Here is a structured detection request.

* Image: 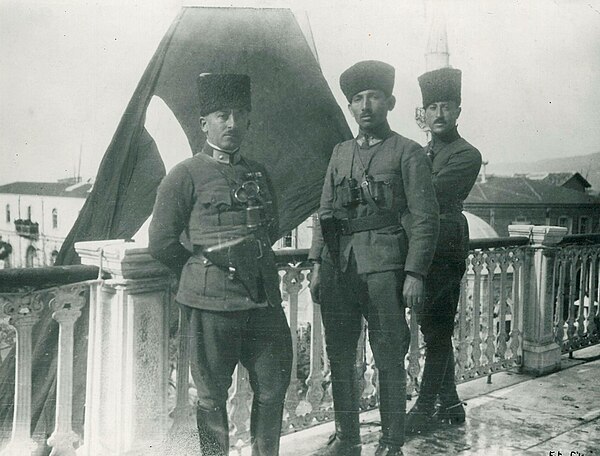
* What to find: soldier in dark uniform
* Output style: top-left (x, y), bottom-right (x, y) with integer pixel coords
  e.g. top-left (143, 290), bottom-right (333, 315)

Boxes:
top-left (309, 61), bottom-right (439, 456)
top-left (149, 73), bottom-right (293, 456)
top-left (405, 67), bottom-right (482, 434)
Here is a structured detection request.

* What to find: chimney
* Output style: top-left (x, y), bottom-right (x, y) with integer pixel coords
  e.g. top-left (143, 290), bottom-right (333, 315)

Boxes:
top-left (481, 161), bottom-right (489, 184)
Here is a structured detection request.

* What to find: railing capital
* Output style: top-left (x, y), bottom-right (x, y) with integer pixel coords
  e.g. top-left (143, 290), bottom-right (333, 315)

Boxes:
top-left (74, 239), bottom-right (170, 281)
top-left (75, 239), bottom-right (170, 455)
top-left (508, 224), bottom-right (568, 247)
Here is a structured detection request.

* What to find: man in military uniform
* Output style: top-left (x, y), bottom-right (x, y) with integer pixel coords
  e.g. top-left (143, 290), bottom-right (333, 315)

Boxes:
top-left (149, 73), bottom-right (293, 456)
top-left (405, 67), bottom-right (482, 434)
top-left (309, 61), bottom-right (439, 456)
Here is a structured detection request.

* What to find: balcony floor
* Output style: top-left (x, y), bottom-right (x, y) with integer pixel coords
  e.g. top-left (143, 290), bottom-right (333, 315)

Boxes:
top-left (276, 345), bottom-right (600, 456)
top-left (156, 345), bottom-right (600, 456)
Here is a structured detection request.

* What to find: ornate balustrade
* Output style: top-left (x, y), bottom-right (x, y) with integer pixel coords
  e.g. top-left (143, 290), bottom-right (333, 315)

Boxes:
top-left (553, 234), bottom-right (600, 353)
top-left (0, 266), bottom-right (98, 456)
top-left (1, 227), bottom-right (599, 455)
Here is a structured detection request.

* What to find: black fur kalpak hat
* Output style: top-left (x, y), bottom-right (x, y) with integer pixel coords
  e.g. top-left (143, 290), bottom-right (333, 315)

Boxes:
top-left (418, 67), bottom-right (462, 108)
top-left (340, 60), bottom-right (395, 102)
top-left (196, 73), bottom-right (252, 116)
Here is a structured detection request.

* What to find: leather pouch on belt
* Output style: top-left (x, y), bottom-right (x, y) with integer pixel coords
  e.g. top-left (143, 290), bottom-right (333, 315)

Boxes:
top-left (203, 236), bottom-right (263, 302)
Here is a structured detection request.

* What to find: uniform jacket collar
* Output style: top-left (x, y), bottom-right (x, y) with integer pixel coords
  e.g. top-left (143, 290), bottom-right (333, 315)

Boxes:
top-left (203, 141), bottom-right (241, 165)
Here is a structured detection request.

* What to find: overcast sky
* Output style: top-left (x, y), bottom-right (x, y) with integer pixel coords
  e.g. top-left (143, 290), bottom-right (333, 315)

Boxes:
top-left (1, 0), bottom-right (600, 184)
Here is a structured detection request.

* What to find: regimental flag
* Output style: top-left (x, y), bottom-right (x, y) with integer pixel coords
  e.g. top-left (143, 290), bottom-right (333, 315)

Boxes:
top-left (0, 7), bottom-right (350, 447)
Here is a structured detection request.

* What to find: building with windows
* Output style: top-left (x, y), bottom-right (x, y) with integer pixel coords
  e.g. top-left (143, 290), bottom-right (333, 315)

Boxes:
top-left (0, 178), bottom-right (93, 268)
top-left (465, 173), bottom-right (600, 237)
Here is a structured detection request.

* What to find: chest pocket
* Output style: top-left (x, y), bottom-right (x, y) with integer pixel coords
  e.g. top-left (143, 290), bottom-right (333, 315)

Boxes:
top-left (370, 173), bottom-right (403, 210)
top-left (198, 186), bottom-right (233, 213)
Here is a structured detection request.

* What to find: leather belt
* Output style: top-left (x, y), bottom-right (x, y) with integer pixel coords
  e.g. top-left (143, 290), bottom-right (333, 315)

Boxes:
top-left (337, 212), bottom-right (398, 235)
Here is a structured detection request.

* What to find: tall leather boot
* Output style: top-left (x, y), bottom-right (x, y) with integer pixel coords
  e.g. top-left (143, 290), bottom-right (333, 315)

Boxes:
top-left (434, 349), bottom-right (465, 424)
top-left (319, 362), bottom-right (361, 456)
top-left (196, 406), bottom-right (229, 456)
top-left (377, 367), bottom-right (406, 450)
top-left (405, 342), bottom-right (449, 434)
top-left (249, 401), bottom-right (286, 456)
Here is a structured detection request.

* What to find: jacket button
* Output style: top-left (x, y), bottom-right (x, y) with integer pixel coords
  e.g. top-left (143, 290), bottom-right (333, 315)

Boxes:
top-left (203, 259), bottom-right (208, 265)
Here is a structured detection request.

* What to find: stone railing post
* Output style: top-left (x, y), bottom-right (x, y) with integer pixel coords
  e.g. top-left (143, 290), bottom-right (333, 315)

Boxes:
top-left (75, 240), bottom-right (172, 455)
top-left (0, 294), bottom-right (44, 456)
top-left (47, 285), bottom-right (87, 456)
top-left (509, 225), bottom-right (567, 375)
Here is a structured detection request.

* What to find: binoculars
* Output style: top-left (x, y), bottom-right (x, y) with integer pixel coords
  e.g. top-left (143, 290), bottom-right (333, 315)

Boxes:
top-left (340, 177), bottom-right (386, 208)
top-left (231, 180), bottom-right (269, 230)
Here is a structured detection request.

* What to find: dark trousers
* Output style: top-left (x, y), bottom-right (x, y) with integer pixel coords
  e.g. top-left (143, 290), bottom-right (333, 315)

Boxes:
top-left (320, 254), bottom-right (410, 448)
top-left (416, 259), bottom-right (466, 403)
top-left (181, 304), bottom-right (293, 456)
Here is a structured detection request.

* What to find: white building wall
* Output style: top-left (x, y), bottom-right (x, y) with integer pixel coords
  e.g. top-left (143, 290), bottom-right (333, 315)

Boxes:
top-left (0, 193), bottom-right (86, 268)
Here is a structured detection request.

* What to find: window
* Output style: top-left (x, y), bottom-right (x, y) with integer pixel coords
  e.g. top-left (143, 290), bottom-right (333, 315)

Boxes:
top-left (282, 231), bottom-right (294, 248)
top-left (579, 216), bottom-right (592, 234)
top-left (27, 206), bottom-right (32, 220)
top-left (5, 204), bottom-right (10, 223)
top-left (52, 208), bottom-right (58, 229)
top-left (558, 216), bottom-right (572, 234)
top-left (511, 215), bottom-right (530, 225)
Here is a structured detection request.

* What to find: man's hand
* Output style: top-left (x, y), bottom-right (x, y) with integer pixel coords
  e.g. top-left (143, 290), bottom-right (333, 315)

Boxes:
top-left (309, 263), bottom-right (322, 304)
top-left (403, 273), bottom-right (424, 312)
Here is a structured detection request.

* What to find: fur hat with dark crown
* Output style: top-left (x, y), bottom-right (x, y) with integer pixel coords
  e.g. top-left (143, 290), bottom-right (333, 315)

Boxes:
top-left (418, 67), bottom-right (462, 108)
top-left (197, 73), bottom-right (251, 116)
top-left (340, 60), bottom-right (395, 102)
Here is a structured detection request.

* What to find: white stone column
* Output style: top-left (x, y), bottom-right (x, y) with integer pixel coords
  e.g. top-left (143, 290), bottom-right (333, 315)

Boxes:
top-left (0, 294), bottom-right (44, 456)
top-left (47, 285), bottom-right (87, 456)
top-left (75, 240), bottom-right (172, 455)
top-left (509, 225), bottom-right (567, 375)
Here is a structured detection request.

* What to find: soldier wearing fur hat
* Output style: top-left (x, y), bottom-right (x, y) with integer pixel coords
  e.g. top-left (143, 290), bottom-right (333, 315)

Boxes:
top-left (149, 73), bottom-right (292, 456)
top-left (405, 67), bottom-right (482, 434)
top-left (309, 60), bottom-right (439, 456)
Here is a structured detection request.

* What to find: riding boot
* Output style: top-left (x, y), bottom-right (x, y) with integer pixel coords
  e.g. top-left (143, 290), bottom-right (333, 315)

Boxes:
top-left (435, 349), bottom-right (465, 424)
top-left (250, 401), bottom-right (286, 456)
top-left (378, 367), bottom-right (406, 448)
top-left (319, 362), bottom-right (361, 455)
top-left (196, 406), bottom-right (229, 455)
top-left (405, 342), bottom-right (449, 434)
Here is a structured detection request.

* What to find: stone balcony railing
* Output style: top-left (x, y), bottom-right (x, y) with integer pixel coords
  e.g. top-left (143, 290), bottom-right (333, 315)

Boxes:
top-left (0, 226), bottom-right (599, 455)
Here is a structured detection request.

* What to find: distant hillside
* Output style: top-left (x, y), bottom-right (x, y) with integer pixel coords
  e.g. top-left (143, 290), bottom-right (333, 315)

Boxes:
top-left (487, 152), bottom-right (600, 192)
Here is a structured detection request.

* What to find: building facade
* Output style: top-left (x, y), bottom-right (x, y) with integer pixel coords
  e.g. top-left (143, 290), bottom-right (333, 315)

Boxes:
top-left (465, 174), bottom-right (600, 237)
top-left (0, 179), bottom-right (92, 268)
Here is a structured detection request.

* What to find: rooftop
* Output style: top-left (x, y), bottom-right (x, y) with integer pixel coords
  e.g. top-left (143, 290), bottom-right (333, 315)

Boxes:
top-left (467, 175), bottom-right (600, 205)
top-left (0, 180), bottom-right (93, 199)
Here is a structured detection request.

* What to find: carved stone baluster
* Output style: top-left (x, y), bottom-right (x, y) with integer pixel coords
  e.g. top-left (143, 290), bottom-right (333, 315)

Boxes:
top-left (496, 252), bottom-right (509, 359)
top-left (508, 251), bottom-right (523, 360)
top-left (0, 292), bottom-right (44, 456)
top-left (566, 255), bottom-right (578, 342)
top-left (360, 326), bottom-right (377, 408)
top-left (282, 267), bottom-right (303, 422)
top-left (406, 309), bottom-right (421, 395)
top-left (577, 250), bottom-right (588, 337)
top-left (554, 255), bottom-right (566, 346)
top-left (485, 253), bottom-right (496, 366)
top-left (587, 252), bottom-right (598, 336)
top-left (47, 285), bottom-right (87, 456)
top-left (471, 252), bottom-right (483, 370)
top-left (228, 364), bottom-right (252, 447)
top-left (456, 256), bottom-right (470, 376)
top-left (306, 287), bottom-right (325, 415)
top-left (172, 305), bottom-right (192, 426)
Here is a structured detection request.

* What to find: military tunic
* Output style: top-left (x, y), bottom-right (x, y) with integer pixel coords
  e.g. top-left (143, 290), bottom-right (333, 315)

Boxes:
top-left (415, 127), bottom-right (482, 418)
top-left (309, 124), bottom-right (439, 448)
top-left (149, 142), bottom-right (292, 455)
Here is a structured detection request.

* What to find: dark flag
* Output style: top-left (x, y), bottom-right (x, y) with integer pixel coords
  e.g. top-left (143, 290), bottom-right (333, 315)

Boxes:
top-left (0, 7), bottom-right (351, 448)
